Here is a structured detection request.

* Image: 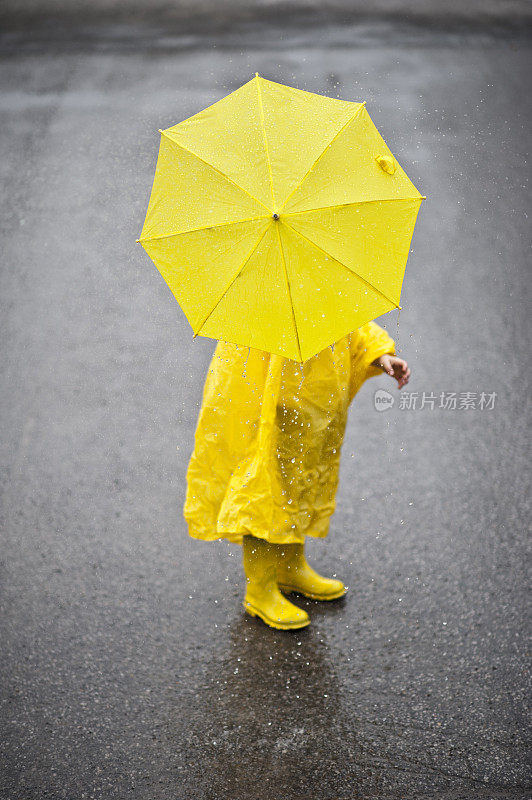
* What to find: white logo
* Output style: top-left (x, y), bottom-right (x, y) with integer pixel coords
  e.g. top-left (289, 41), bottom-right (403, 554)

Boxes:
top-left (374, 389), bottom-right (394, 411)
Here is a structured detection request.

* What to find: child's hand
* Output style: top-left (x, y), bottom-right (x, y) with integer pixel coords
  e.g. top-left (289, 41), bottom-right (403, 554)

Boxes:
top-left (371, 353), bottom-right (411, 389)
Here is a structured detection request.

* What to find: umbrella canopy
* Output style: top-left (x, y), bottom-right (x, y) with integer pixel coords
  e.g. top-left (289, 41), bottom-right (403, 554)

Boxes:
top-left (138, 73), bottom-right (425, 363)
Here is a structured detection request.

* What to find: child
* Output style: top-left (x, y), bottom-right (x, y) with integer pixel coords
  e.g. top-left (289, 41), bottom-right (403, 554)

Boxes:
top-left (183, 321), bottom-right (410, 630)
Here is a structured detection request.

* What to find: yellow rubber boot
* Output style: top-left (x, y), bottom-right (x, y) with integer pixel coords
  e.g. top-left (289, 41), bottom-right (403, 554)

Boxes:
top-left (275, 542), bottom-right (347, 601)
top-left (242, 535), bottom-right (310, 630)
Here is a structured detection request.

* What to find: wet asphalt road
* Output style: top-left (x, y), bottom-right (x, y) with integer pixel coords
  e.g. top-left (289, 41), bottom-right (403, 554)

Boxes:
top-left (0, 14), bottom-right (530, 800)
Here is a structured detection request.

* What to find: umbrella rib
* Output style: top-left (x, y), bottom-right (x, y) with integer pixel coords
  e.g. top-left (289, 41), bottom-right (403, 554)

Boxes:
top-left (255, 74), bottom-right (276, 210)
top-left (282, 219), bottom-right (400, 310)
top-left (160, 131), bottom-right (271, 214)
top-left (280, 101), bottom-right (366, 213)
top-left (138, 214), bottom-right (270, 243)
top-left (193, 224), bottom-right (271, 338)
top-left (283, 195), bottom-right (424, 218)
top-left (275, 223), bottom-right (302, 363)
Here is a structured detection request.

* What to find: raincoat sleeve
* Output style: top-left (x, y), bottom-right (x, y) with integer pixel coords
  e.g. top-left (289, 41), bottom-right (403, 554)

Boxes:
top-left (183, 342), bottom-right (271, 540)
top-left (347, 320), bottom-right (396, 403)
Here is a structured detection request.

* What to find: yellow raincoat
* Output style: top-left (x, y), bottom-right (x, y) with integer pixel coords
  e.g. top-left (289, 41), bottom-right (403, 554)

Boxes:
top-left (183, 321), bottom-right (395, 545)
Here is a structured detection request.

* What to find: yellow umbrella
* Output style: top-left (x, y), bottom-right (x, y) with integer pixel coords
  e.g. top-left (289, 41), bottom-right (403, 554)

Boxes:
top-left (137, 73), bottom-right (425, 362)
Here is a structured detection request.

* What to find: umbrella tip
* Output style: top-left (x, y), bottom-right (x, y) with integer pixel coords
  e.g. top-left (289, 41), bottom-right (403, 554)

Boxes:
top-left (255, 71), bottom-right (260, 78)
top-left (135, 239), bottom-right (140, 243)
top-left (421, 195), bottom-right (427, 199)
